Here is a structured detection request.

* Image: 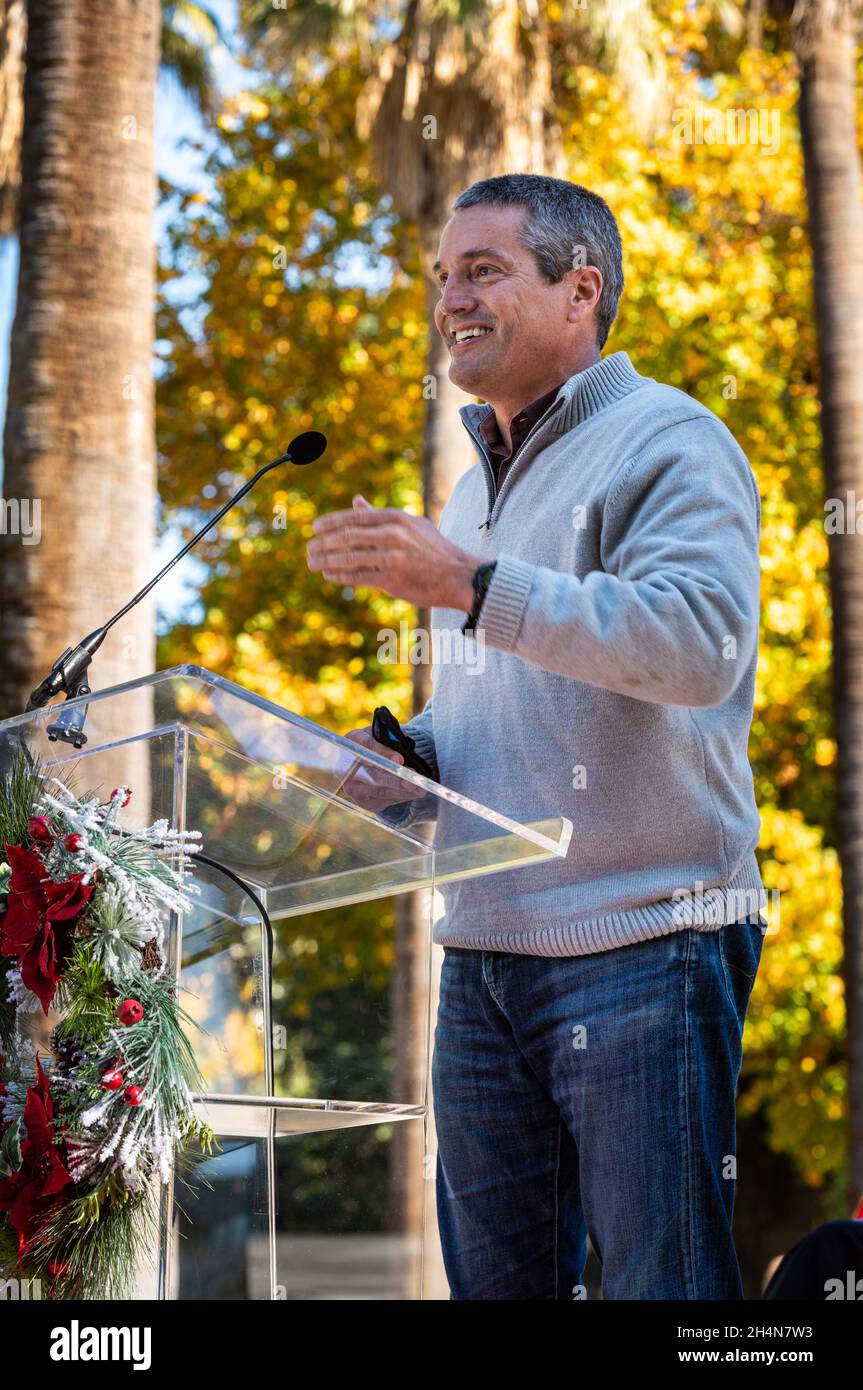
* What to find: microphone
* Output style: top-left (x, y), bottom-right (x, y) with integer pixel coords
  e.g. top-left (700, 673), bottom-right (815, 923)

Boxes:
top-left (25, 431), bottom-right (328, 732)
top-left (285, 430), bottom-right (326, 466)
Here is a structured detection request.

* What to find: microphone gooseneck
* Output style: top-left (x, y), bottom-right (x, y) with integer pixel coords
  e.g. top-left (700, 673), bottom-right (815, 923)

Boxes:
top-left (24, 431), bottom-right (328, 725)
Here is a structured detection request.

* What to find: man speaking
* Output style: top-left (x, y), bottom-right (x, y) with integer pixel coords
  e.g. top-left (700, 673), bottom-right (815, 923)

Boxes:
top-left (306, 173), bottom-right (767, 1300)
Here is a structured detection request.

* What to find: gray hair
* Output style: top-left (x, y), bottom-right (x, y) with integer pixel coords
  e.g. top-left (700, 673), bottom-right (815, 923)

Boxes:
top-left (451, 174), bottom-right (624, 350)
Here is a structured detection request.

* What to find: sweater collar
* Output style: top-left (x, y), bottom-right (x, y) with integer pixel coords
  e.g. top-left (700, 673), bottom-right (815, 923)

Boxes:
top-left (459, 350), bottom-right (648, 441)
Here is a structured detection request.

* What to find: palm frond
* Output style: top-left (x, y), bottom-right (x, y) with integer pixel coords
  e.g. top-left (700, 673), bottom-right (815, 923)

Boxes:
top-left (164, 0), bottom-right (229, 47)
top-left (565, 0), bottom-right (669, 140)
top-left (160, 24), bottom-right (215, 112)
top-left (161, 0), bottom-right (230, 115)
top-left (239, 0), bottom-right (376, 55)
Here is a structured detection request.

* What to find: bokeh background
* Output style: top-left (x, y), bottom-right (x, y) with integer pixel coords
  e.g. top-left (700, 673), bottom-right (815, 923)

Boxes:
top-left (0, 0), bottom-right (859, 1298)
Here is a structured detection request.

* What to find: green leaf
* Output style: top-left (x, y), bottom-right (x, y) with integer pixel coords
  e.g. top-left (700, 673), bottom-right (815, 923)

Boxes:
top-left (0, 1117), bottom-right (22, 1179)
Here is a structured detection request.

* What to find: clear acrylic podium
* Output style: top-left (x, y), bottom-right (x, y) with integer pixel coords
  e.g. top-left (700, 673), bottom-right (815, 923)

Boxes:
top-left (0, 665), bottom-right (571, 1300)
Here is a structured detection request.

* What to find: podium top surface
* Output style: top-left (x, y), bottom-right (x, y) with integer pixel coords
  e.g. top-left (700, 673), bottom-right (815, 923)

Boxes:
top-left (0, 665), bottom-right (571, 915)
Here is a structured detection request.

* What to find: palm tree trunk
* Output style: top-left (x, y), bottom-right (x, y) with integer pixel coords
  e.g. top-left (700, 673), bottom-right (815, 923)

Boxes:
top-left (0, 0), bottom-right (25, 236)
top-left (0, 0), bottom-right (159, 792)
top-left (795, 0), bottom-right (863, 1206)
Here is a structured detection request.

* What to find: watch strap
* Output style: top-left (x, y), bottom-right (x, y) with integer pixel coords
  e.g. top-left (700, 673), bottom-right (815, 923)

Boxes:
top-left (462, 562), bottom-right (497, 634)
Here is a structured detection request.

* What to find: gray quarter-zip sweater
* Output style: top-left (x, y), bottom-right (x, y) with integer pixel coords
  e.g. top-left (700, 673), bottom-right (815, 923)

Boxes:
top-left (395, 349), bottom-right (766, 957)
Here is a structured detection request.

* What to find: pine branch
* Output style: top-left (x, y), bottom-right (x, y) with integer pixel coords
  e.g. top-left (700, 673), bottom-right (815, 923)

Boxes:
top-left (52, 943), bottom-right (114, 1048)
top-left (0, 748), bottom-right (46, 847)
top-left (0, 1222), bottom-right (19, 1279)
top-left (26, 1182), bottom-right (155, 1299)
top-left (56, 968), bottom-right (210, 1190)
top-left (0, 956), bottom-right (16, 1050)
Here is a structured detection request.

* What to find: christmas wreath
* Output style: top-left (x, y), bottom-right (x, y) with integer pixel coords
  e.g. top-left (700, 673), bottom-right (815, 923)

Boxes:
top-left (0, 751), bottom-right (214, 1297)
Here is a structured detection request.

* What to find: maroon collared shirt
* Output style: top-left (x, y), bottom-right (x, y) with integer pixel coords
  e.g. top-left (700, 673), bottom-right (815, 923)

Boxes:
top-left (478, 383), bottom-right (565, 491)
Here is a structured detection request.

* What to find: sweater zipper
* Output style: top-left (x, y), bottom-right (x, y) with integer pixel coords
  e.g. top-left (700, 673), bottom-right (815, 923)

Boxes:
top-left (469, 398), bottom-right (567, 535)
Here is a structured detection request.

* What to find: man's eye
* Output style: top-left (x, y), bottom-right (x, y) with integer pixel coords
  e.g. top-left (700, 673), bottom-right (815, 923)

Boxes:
top-left (437, 265), bottom-right (497, 287)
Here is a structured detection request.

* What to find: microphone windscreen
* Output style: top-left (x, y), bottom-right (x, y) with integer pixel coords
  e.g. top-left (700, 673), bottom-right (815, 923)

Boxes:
top-left (287, 430), bottom-right (327, 466)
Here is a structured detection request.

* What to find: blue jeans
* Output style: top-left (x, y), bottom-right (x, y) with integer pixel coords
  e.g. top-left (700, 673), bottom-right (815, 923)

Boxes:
top-left (432, 914), bottom-right (765, 1300)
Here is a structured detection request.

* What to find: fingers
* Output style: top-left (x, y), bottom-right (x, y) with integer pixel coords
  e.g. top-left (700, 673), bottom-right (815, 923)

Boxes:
top-left (344, 725), bottom-right (376, 743)
top-left (312, 505), bottom-right (400, 536)
top-left (346, 727), bottom-right (404, 764)
top-left (355, 785), bottom-right (410, 810)
top-left (344, 728), bottom-right (405, 781)
top-left (306, 526), bottom-right (401, 589)
top-left (315, 567), bottom-right (390, 589)
top-left (342, 752), bottom-right (413, 810)
top-left (307, 529), bottom-right (400, 574)
top-left (314, 524), bottom-right (398, 552)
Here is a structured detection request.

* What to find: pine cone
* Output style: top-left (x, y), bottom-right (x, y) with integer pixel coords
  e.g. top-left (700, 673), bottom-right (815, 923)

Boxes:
top-left (139, 938), bottom-right (163, 973)
top-left (49, 1027), bottom-right (82, 1074)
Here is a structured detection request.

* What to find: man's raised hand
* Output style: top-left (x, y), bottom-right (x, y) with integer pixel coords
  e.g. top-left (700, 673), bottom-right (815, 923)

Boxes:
top-left (306, 494), bottom-right (478, 611)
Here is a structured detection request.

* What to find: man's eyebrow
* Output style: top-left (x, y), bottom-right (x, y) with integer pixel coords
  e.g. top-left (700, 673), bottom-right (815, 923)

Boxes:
top-left (431, 247), bottom-right (512, 276)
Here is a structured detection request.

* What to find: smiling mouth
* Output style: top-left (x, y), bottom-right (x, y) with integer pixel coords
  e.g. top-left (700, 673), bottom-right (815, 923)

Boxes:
top-left (450, 328), bottom-right (494, 353)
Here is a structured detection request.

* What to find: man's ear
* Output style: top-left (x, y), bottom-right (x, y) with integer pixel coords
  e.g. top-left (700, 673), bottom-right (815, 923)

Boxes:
top-left (566, 266), bottom-right (603, 324)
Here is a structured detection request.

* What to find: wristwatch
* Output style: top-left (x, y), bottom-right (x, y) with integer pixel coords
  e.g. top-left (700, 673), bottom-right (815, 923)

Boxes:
top-left (462, 562), bottom-right (497, 634)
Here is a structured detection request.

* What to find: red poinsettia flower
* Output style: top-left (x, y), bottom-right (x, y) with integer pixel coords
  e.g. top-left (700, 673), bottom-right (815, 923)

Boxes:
top-left (0, 1056), bottom-right (72, 1260)
top-left (0, 843), bottom-right (94, 1012)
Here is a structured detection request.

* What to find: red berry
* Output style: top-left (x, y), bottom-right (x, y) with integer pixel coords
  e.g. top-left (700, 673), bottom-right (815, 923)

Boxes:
top-left (64, 833), bottom-right (84, 852)
top-left (27, 816), bottom-right (53, 843)
top-left (110, 787), bottom-right (132, 808)
top-left (117, 999), bottom-right (143, 1026)
top-left (124, 1085), bottom-right (144, 1107)
top-left (100, 1068), bottom-right (124, 1091)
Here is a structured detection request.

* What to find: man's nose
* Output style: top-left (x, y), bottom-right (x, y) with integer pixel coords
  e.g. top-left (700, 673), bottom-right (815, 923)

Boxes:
top-left (438, 274), bottom-right (477, 318)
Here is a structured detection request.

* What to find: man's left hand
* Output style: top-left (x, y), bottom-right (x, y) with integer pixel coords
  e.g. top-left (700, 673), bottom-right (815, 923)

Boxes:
top-left (306, 495), bottom-right (479, 611)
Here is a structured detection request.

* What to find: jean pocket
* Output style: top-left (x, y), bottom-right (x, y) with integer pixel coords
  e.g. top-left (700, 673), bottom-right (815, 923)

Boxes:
top-left (718, 916), bottom-right (765, 1009)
